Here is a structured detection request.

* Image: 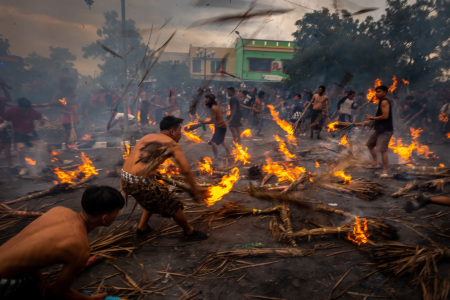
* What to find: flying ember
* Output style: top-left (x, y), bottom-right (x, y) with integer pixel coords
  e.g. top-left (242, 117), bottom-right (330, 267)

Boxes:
top-left (198, 157), bottom-right (213, 175)
top-left (206, 167), bottom-right (239, 206)
top-left (339, 135), bottom-right (348, 146)
top-left (347, 217), bottom-right (369, 246)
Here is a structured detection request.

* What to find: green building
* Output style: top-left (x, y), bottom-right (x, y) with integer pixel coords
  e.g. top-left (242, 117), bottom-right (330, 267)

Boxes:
top-left (235, 39), bottom-right (294, 82)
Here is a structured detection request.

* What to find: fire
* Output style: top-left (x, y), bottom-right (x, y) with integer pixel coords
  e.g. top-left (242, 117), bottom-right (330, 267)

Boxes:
top-left (262, 158), bottom-right (305, 182)
top-left (53, 152), bottom-right (98, 184)
top-left (59, 98), bottom-right (67, 106)
top-left (334, 170), bottom-right (351, 185)
top-left (267, 105), bottom-right (294, 135)
top-left (82, 134), bottom-right (92, 140)
top-left (327, 121), bottom-right (339, 132)
top-left (388, 76), bottom-right (397, 93)
top-left (439, 111), bottom-right (448, 122)
top-left (232, 142), bottom-right (251, 165)
top-left (183, 131), bottom-right (202, 143)
top-left (447, 132), bottom-right (450, 139)
top-left (67, 145), bottom-right (78, 150)
top-left (274, 135), bottom-right (295, 159)
top-left (25, 158), bottom-right (36, 165)
top-left (339, 135), bottom-right (347, 146)
top-left (198, 157), bottom-right (213, 175)
top-left (240, 129), bottom-right (252, 138)
top-left (315, 160), bottom-right (320, 168)
top-left (206, 167), bottom-right (239, 206)
top-left (402, 79), bottom-right (409, 85)
top-left (122, 143), bottom-right (131, 159)
top-left (348, 217), bottom-right (369, 246)
top-left (388, 127), bottom-right (433, 162)
top-left (366, 78), bottom-right (382, 102)
top-left (209, 124), bottom-right (215, 134)
top-left (158, 158), bottom-right (180, 178)
top-left (137, 111), bottom-right (141, 122)
top-left (439, 163), bottom-right (445, 167)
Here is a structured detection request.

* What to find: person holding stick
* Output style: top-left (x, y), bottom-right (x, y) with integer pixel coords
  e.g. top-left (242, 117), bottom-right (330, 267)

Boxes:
top-left (0, 185), bottom-right (124, 300)
top-left (121, 116), bottom-right (208, 240)
top-left (200, 93), bottom-right (231, 161)
top-left (304, 86), bottom-right (329, 140)
top-left (365, 85), bottom-right (393, 178)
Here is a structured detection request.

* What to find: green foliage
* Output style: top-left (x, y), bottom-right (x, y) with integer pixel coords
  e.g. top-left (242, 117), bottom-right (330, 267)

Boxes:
top-left (286, 1), bottom-right (449, 90)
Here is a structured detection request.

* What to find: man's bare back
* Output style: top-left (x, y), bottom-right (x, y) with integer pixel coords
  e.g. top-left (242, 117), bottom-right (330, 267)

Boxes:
top-left (0, 207), bottom-right (89, 278)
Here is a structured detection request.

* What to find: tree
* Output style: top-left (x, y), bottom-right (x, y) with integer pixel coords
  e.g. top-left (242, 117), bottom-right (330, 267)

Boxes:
top-left (82, 11), bottom-right (148, 89)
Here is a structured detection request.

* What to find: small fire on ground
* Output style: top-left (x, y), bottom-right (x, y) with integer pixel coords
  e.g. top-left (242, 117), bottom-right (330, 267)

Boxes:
top-left (348, 217), bottom-right (369, 246)
top-left (122, 144), bottom-right (131, 159)
top-left (339, 135), bottom-right (348, 146)
top-left (206, 167), bottom-right (239, 206)
top-left (241, 129), bottom-right (252, 138)
top-left (198, 157), bottom-right (213, 175)
top-left (25, 158), bottom-right (36, 165)
top-left (53, 152), bottom-right (98, 185)
top-left (232, 142), bottom-right (251, 165)
top-left (274, 135), bottom-right (295, 159)
top-left (263, 158), bottom-right (305, 182)
top-left (334, 170), bottom-right (352, 185)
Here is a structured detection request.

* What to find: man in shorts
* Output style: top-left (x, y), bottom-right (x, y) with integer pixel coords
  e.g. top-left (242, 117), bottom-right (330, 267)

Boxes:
top-left (304, 86), bottom-right (329, 139)
top-left (200, 93), bottom-right (231, 161)
top-left (0, 185), bottom-right (124, 300)
top-left (227, 87), bottom-right (242, 143)
top-left (365, 85), bottom-right (394, 177)
top-left (121, 116), bottom-right (208, 240)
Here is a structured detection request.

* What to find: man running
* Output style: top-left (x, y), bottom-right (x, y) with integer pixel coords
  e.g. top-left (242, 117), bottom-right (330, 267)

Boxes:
top-left (200, 94), bottom-right (231, 161)
top-left (227, 87), bottom-right (242, 143)
top-left (365, 85), bottom-right (393, 178)
top-left (121, 116), bottom-right (208, 240)
top-left (0, 186), bottom-right (124, 300)
top-left (305, 86), bottom-right (329, 139)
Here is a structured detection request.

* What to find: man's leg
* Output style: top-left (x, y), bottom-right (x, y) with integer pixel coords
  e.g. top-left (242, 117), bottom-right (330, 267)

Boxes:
top-left (138, 209), bottom-right (152, 231)
top-left (222, 142), bottom-right (232, 156)
top-left (366, 132), bottom-right (379, 166)
top-left (381, 150), bottom-right (389, 174)
top-left (429, 196), bottom-right (450, 206)
top-left (172, 208), bottom-right (194, 234)
top-left (211, 142), bottom-right (218, 158)
top-left (367, 145), bottom-right (378, 166)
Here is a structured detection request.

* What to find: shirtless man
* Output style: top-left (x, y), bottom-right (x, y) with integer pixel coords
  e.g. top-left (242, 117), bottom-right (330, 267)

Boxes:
top-left (121, 115), bottom-right (208, 240)
top-left (0, 185), bottom-right (124, 300)
top-left (200, 94), bottom-right (231, 161)
top-left (251, 91), bottom-right (265, 137)
top-left (305, 86), bottom-right (329, 139)
top-left (227, 87), bottom-right (242, 143)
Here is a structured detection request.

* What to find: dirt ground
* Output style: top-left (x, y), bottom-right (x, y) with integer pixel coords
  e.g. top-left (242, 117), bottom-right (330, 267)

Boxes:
top-left (1, 122), bottom-right (449, 300)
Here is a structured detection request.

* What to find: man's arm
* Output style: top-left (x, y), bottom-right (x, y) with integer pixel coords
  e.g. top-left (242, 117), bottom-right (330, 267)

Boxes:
top-left (304, 95), bottom-right (315, 110)
top-left (369, 100), bottom-right (390, 120)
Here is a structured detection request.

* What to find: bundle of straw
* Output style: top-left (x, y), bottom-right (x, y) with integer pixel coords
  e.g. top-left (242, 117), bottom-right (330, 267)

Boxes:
top-left (419, 177), bottom-right (450, 192)
top-left (323, 181), bottom-right (383, 200)
top-left (0, 204), bottom-right (42, 231)
top-left (315, 205), bottom-right (398, 240)
top-left (396, 165), bottom-right (450, 177)
top-left (214, 202), bottom-right (279, 218)
top-left (277, 224), bottom-right (351, 243)
top-left (392, 181), bottom-right (419, 197)
top-left (248, 186), bottom-right (311, 209)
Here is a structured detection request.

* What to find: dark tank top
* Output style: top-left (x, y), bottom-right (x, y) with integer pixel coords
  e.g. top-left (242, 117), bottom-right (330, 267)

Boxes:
top-left (374, 99), bottom-right (393, 133)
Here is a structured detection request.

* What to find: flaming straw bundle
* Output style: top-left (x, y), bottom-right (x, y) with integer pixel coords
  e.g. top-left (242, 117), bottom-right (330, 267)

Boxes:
top-left (439, 111), bottom-right (448, 122)
top-left (53, 152), bottom-right (98, 184)
top-left (232, 142), bottom-right (251, 165)
top-left (213, 202), bottom-right (279, 218)
top-left (327, 121), bottom-right (372, 132)
top-left (25, 158), bottom-right (36, 165)
top-left (267, 105), bottom-right (294, 135)
top-left (206, 167), bottom-right (239, 206)
top-left (262, 158), bottom-right (305, 182)
top-left (347, 217), bottom-right (369, 246)
top-left (274, 135), bottom-right (295, 159)
top-left (388, 127), bottom-right (433, 162)
top-left (333, 170), bottom-right (351, 185)
top-left (183, 130), bottom-right (202, 143)
top-left (158, 158), bottom-right (180, 178)
top-left (338, 135), bottom-right (348, 146)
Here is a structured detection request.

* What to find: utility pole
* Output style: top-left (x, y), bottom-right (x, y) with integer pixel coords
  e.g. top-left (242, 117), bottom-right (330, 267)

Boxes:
top-left (121, 0), bottom-right (128, 138)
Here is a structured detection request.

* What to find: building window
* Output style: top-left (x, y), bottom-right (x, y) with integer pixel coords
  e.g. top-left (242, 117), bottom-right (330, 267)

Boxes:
top-left (192, 59), bottom-right (201, 73)
top-left (248, 58), bottom-right (273, 72)
top-left (211, 59), bottom-right (226, 73)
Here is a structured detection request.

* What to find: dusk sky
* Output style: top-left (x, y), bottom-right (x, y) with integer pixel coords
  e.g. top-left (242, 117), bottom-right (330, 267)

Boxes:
top-left (0, 0), bottom-right (387, 76)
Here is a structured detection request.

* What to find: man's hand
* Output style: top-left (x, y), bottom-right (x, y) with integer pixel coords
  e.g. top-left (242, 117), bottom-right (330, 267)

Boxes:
top-left (91, 292), bottom-right (108, 299)
top-left (338, 110), bottom-right (341, 115)
top-left (365, 114), bottom-right (372, 120)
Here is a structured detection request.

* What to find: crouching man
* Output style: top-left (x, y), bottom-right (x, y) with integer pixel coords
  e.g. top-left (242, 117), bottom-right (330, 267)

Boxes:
top-left (0, 186), bottom-right (125, 300)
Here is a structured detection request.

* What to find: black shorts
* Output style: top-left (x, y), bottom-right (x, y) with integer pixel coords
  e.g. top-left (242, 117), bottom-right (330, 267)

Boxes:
top-left (14, 131), bottom-right (40, 145)
top-left (0, 273), bottom-right (41, 300)
top-left (310, 110), bottom-right (324, 129)
top-left (209, 126), bottom-right (227, 145)
top-left (229, 116), bottom-right (242, 128)
top-left (338, 113), bottom-right (353, 122)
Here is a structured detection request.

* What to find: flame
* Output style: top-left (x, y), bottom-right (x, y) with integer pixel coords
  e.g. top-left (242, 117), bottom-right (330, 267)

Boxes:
top-left (137, 111), bottom-right (141, 122)
top-left (334, 170), bottom-right (351, 185)
top-left (267, 105), bottom-right (294, 135)
top-left (274, 135), bottom-right (295, 159)
top-left (388, 127), bottom-right (433, 162)
top-left (198, 157), bottom-right (213, 175)
top-left (339, 135), bottom-right (348, 146)
top-left (232, 142), bottom-right (251, 165)
top-left (158, 158), bottom-right (180, 178)
top-left (240, 129), bottom-right (252, 138)
top-left (315, 161), bottom-right (320, 168)
top-left (122, 144), bottom-right (131, 159)
top-left (439, 111), bottom-right (448, 122)
top-left (439, 163), bottom-right (445, 167)
top-left (347, 217), bottom-right (369, 246)
top-left (183, 131), bottom-right (202, 143)
top-left (53, 152), bottom-right (98, 184)
top-left (262, 158), bottom-right (305, 182)
top-left (366, 78), bottom-right (382, 102)
top-left (206, 167), bottom-right (239, 206)
top-left (82, 134), bottom-right (92, 140)
top-left (59, 98), bottom-right (67, 106)
top-left (447, 132), bottom-right (450, 139)
top-left (327, 121), bottom-right (339, 132)
top-left (402, 79), bottom-right (409, 85)
top-left (209, 124), bottom-right (215, 134)
top-left (67, 145), bottom-right (78, 150)
top-left (25, 158), bottom-right (36, 165)
top-left (388, 76), bottom-right (397, 93)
